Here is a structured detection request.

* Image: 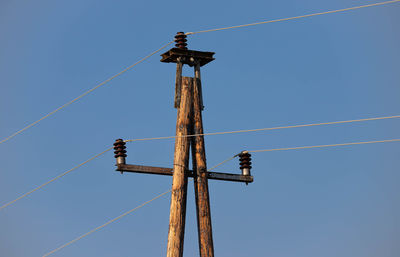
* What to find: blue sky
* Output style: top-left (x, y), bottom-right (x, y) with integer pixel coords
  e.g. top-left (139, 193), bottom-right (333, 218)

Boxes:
top-left (0, 0), bottom-right (399, 256)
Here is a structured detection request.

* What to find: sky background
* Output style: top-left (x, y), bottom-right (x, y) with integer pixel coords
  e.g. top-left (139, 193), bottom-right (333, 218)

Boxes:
top-left (0, 0), bottom-right (399, 256)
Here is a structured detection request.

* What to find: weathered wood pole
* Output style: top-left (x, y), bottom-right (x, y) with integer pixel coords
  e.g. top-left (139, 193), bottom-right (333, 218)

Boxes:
top-left (166, 77), bottom-right (193, 257)
top-left (191, 63), bottom-right (215, 257)
top-left (174, 58), bottom-right (183, 108)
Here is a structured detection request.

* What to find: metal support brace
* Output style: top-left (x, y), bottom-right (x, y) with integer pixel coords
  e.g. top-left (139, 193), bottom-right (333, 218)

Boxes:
top-left (116, 164), bottom-right (253, 183)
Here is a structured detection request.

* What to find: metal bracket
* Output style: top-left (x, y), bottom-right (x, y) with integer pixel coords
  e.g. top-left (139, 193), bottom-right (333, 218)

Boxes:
top-left (161, 48), bottom-right (215, 67)
top-left (116, 164), bottom-right (253, 183)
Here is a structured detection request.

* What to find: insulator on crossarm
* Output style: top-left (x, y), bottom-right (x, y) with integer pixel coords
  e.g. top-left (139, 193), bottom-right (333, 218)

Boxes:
top-left (175, 32), bottom-right (188, 50)
top-left (113, 139), bottom-right (127, 165)
top-left (239, 151), bottom-right (252, 176)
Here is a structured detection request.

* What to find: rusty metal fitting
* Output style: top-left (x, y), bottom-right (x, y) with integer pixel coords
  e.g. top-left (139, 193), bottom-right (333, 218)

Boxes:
top-left (174, 32), bottom-right (188, 49)
top-left (113, 139), bottom-right (127, 165)
top-left (239, 151), bottom-right (252, 176)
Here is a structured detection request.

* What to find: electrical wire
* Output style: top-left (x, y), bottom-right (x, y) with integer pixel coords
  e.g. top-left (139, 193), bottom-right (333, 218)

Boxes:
top-left (38, 140), bottom-right (400, 257)
top-left (207, 155), bottom-right (238, 171)
top-left (125, 114), bottom-right (400, 143)
top-left (0, 147), bottom-right (113, 211)
top-left (0, 133), bottom-right (242, 212)
top-left (186, 0), bottom-right (400, 35)
top-left (39, 136), bottom-right (400, 254)
top-left (40, 137), bottom-right (400, 256)
top-left (42, 189), bottom-right (171, 257)
top-left (41, 137), bottom-right (400, 256)
top-left (2, 114), bottom-right (399, 211)
top-left (5, 0), bottom-right (400, 248)
top-left (247, 138), bottom-right (400, 153)
top-left (3, 0), bottom-right (397, 146)
top-left (3, 1), bottom-right (399, 145)
top-left (0, 41), bottom-right (174, 145)
top-left (41, 157), bottom-right (230, 256)
top-left (38, 138), bottom-right (400, 255)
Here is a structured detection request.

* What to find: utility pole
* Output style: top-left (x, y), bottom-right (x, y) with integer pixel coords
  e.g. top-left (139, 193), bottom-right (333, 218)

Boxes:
top-left (162, 32), bottom-right (215, 257)
top-left (191, 63), bottom-right (214, 257)
top-left (112, 32), bottom-right (253, 257)
top-left (166, 76), bottom-right (193, 257)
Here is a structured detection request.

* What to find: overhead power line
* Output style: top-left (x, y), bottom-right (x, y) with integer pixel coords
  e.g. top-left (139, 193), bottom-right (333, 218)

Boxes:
top-left (247, 138), bottom-right (400, 153)
top-left (2, 0), bottom-right (398, 145)
top-left (125, 114), bottom-right (400, 143)
top-left (0, 41), bottom-right (174, 145)
top-left (1, 114), bottom-right (399, 210)
top-left (40, 137), bottom-right (400, 256)
top-left (42, 189), bottom-right (171, 257)
top-left (0, 147), bottom-right (112, 211)
top-left (41, 157), bottom-right (231, 257)
top-left (186, 0), bottom-right (400, 35)
top-left (40, 135), bottom-right (400, 256)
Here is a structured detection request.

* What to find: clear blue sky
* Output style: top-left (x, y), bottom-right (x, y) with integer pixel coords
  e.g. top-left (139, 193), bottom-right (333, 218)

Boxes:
top-left (1, 0), bottom-right (399, 256)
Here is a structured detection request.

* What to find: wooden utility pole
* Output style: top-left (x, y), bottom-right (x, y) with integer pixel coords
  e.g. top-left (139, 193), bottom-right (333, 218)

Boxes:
top-left (191, 64), bottom-right (214, 257)
top-left (113, 32), bottom-right (254, 257)
top-left (166, 77), bottom-right (193, 257)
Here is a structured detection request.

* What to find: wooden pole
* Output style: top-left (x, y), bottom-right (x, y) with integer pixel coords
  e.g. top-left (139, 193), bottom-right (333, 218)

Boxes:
top-left (174, 58), bottom-right (183, 108)
top-left (191, 63), bottom-right (215, 257)
top-left (166, 77), bottom-right (193, 257)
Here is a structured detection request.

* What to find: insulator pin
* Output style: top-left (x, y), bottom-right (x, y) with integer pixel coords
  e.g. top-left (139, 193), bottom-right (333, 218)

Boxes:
top-left (113, 139), bottom-right (127, 165)
top-left (175, 32), bottom-right (188, 50)
top-left (239, 151), bottom-right (252, 176)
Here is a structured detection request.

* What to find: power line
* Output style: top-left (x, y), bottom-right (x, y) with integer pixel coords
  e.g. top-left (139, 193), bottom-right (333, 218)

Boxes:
top-left (3, 1), bottom-right (398, 145)
top-left (39, 135), bottom-right (400, 255)
top-left (247, 138), bottom-right (400, 153)
top-left (2, 1), bottom-right (398, 145)
top-left (0, 41), bottom-right (174, 145)
top-left (40, 138), bottom-right (400, 256)
top-left (207, 155), bottom-right (238, 171)
top-left (186, 0), bottom-right (400, 35)
top-left (41, 157), bottom-right (230, 256)
top-left (125, 114), bottom-right (400, 143)
top-left (27, 0), bottom-right (400, 251)
top-left (42, 189), bottom-right (171, 257)
top-left (2, 114), bottom-right (399, 210)
top-left (0, 147), bottom-right (112, 211)
top-left (36, 140), bottom-right (400, 256)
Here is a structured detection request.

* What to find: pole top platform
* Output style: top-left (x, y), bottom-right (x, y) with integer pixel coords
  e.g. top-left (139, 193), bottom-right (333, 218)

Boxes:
top-left (161, 32), bottom-right (215, 67)
top-left (160, 48), bottom-right (215, 67)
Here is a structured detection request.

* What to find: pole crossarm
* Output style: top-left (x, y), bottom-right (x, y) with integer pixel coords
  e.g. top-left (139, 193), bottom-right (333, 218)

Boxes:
top-left (160, 48), bottom-right (215, 67)
top-left (116, 164), bottom-right (253, 183)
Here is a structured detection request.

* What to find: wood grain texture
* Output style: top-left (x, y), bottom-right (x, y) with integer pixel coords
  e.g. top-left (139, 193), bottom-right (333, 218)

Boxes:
top-left (191, 76), bottom-right (215, 257)
top-left (166, 77), bottom-right (193, 257)
top-left (194, 63), bottom-right (204, 110)
top-left (174, 59), bottom-right (183, 108)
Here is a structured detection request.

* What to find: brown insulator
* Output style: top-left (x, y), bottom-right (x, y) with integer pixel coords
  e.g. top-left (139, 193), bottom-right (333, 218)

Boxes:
top-left (239, 151), bottom-right (252, 176)
top-left (113, 139), bottom-right (127, 159)
top-left (175, 32), bottom-right (188, 50)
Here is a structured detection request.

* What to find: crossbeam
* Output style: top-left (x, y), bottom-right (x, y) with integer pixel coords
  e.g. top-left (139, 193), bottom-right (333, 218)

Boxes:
top-left (160, 48), bottom-right (215, 67)
top-left (116, 164), bottom-right (253, 183)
